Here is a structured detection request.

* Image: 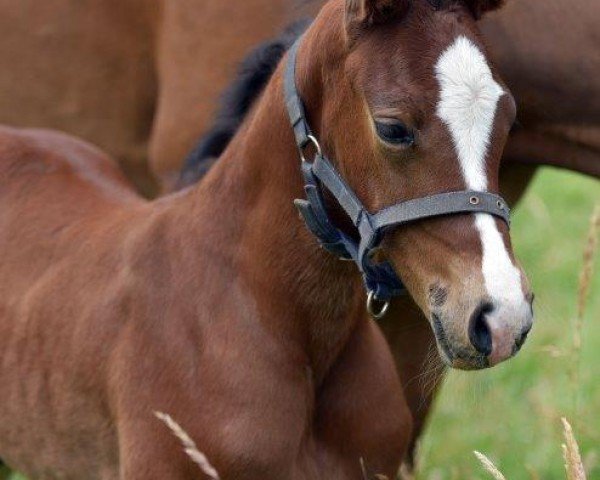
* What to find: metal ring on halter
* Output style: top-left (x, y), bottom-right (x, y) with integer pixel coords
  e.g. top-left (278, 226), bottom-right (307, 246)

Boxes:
top-left (367, 291), bottom-right (391, 319)
top-left (300, 135), bottom-right (322, 163)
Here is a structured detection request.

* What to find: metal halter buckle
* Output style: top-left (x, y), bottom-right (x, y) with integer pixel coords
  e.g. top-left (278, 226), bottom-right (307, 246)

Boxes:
top-left (367, 291), bottom-right (391, 320)
top-left (299, 135), bottom-right (322, 163)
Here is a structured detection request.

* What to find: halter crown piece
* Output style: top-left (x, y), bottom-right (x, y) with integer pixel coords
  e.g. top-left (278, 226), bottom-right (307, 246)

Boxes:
top-left (284, 36), bottom-right (511, 318)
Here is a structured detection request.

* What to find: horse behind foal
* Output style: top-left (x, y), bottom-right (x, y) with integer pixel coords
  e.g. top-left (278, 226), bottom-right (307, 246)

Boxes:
top-left (0, 0), bottom-right (532, 478)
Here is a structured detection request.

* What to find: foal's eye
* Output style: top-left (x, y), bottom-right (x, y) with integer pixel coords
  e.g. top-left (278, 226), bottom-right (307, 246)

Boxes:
top-left (374, 120), bottom-right (415, 147)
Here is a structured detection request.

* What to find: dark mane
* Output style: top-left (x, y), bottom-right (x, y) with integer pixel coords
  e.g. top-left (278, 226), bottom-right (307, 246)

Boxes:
top-left (178, 19), bottom-right (311, 188)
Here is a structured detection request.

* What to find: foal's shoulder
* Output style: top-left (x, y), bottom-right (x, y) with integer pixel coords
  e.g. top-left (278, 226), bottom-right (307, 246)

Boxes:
top-left (0, 125), bottom-right (138, 199)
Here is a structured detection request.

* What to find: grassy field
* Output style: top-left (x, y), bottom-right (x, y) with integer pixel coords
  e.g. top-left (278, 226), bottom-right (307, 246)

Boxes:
top-left (5, 168), bottom-right (598, 480)
top-left (418, 168), bottom-right (599, 479)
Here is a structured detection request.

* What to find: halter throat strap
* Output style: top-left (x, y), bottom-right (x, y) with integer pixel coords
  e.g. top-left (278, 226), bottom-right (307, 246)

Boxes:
top-left (283, 36), bottom-right (511, 304)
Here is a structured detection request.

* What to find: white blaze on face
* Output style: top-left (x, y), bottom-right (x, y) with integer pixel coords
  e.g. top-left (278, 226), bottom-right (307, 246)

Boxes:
top-left (435, 36), bottom-right (524, 305)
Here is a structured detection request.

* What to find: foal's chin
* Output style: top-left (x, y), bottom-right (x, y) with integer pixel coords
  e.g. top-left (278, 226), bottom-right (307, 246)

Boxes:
top-left (432, 343), bottom-right (495, 371)
top-left (435, 346), bottom-right (492, 371)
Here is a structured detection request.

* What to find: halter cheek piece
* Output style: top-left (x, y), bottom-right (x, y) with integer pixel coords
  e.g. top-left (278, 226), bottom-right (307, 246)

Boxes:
top-left (284, 36), bottom-right (511, 318)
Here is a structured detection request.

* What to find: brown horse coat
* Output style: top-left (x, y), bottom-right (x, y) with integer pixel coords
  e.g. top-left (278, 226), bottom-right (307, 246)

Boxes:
top-left (0, 123), bottom-right (410, 478)
top-left (0, 0), bottom-right (304, 194)
top-left (0, 0), bottom-right (535, 476)
top-left (0, 0), bottom-right (414, 473)
top-left (482, 0), bottom-right (600, 178)
top-left (0, 0), bottom-right (595, 475)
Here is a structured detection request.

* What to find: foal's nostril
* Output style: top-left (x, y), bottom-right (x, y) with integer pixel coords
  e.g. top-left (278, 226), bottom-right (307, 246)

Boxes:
top-left (468, 302), bottom-right (494, 356)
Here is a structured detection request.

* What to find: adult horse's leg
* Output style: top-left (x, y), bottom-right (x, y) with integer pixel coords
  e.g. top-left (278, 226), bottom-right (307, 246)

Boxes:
top-left (377, 298), bottom-right (440, 471)
top-left (149, 0), bottom-right (319, 192)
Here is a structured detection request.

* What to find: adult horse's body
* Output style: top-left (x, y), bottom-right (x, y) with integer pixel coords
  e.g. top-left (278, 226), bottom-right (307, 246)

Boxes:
top-left (0, 0), bottom-right (301, 194)
top-left (0, 0), bottom-right (533, 477)
top-left (0, 0), bottom-right (597, 195)
top-left (481, 0), bottom-right (600, 178)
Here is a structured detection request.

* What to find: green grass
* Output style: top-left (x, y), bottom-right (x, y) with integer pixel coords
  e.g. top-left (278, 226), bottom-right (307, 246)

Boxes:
top-left (5, 168), bottom-right (599, 480)
top-left (418, 168), bottom-right (599, 479)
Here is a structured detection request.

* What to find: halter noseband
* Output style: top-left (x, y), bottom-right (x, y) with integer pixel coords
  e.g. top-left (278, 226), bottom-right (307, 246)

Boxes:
top-left (284, 36), bottom-right (511, 317)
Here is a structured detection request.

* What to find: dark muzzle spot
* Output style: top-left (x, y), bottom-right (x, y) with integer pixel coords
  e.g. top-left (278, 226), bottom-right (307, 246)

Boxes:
top-left (429, 284), bottom-right (448, 308)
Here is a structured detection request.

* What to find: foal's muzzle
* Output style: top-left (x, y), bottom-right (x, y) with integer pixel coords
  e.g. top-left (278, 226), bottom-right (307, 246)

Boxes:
top-left (433, 297), bottom-right (534, 370)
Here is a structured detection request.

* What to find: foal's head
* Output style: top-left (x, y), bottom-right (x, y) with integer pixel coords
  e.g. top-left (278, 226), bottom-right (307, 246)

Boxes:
top-left (298, 0), bottom-right (533, 369)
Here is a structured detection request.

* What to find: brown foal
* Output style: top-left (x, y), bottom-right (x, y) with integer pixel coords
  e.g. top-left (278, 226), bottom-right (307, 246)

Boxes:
top-left (0, 0), bottom-right (533, 478)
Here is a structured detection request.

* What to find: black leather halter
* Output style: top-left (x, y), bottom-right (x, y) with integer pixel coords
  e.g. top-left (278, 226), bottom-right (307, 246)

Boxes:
top-left (284, 36), bottom-right (511, 315)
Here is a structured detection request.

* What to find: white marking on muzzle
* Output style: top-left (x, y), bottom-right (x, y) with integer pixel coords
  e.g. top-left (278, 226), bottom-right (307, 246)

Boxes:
top-left (435, 36), bottom-right (524, 304)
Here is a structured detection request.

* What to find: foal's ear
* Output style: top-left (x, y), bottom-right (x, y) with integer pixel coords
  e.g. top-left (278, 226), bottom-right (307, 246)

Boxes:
top-left (345, 0), bottom-right (410, 36)
top-left (463, 0), bottom-right (505, 19)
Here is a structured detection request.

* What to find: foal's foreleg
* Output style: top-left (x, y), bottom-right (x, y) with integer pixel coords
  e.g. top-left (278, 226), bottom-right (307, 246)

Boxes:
top-left (378, 297), bottom-right (443, 471)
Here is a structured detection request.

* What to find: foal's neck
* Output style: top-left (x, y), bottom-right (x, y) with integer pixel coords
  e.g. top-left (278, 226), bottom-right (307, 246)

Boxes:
top-left (188, 22), bottom-right (363, 377)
